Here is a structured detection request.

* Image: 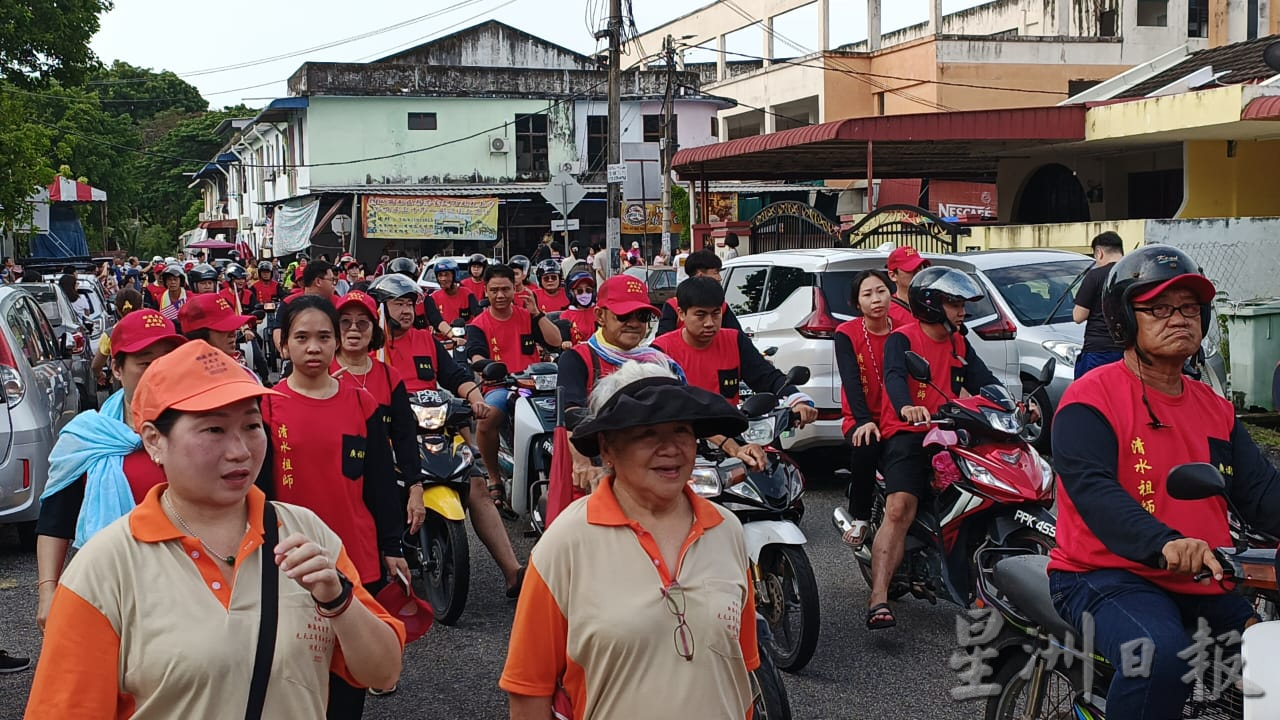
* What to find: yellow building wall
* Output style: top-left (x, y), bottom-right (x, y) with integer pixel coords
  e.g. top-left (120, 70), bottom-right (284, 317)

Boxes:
top-left (1179, 140), bottom-right (1280, 219)
top-left (937, 63), bottom-right (1134, 110)
top-left (966, 219), bottom-right (1149, 254)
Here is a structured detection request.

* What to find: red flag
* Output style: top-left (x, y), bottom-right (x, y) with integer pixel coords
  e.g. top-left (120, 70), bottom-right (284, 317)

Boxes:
top-left (545, 425), bottom-right (585, 529)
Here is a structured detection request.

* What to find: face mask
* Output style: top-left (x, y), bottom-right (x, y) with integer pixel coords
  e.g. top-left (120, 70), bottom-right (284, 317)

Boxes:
top-left (575, 291), bottom-right (595, 306)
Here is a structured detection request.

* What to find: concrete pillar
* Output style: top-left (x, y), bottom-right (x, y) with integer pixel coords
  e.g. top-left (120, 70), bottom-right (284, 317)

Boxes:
top-left (763, 105), bottom-right (776, 134)
top-left (762, 16), bottom-right (774, 67)
top-left (817, 0), bottom-right (830, 51)
top-left (716, 34), bottom-right (726, 81)
top-left (868, 0), bottom-right (882, 51)
top-left (929, 0), bottom-right (943, 34)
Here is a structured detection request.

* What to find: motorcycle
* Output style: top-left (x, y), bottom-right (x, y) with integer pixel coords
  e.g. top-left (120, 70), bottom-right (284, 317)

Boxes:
top-left (982, 463), bottom-right (1280, 719)
top-left (476, 359), bottom-right (559, 534)
top-left (439, 319), bottom-right (468, 366)
top-left (403, 388), bottom-right (475, 625)
top-left (753, 614), bottom-right (793, 720)
top-left (835, 353), bottom-right (1058, 609)
top-left (690, 367), bottom-right (821, 673)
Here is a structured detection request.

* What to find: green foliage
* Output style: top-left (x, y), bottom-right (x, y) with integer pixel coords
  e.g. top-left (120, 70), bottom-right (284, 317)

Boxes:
top-left (0, 0), bottom-right (112, 86)
top-left (135, 109), bottom-right (249, 237)
top-left (671, 184), bottom-right (692, 246)
top-left (87, 61), bottom-right (207, 123)
top-left (0, 90), bottom-right (55, 227)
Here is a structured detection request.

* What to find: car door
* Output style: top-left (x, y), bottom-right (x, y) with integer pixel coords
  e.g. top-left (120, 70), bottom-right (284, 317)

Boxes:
top-left (27, 296), bottom-right (77, 426)
top-left (721, 264), bottom-right (769, 337)
top-left (5, 297), bottom-right (62, 431)
top-left (966, 274), bottom-right (1019, 397)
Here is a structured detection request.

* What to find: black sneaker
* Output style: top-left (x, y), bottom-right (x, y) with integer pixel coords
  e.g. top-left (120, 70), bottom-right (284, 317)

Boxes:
top-left (0, 651), bottom-right (31, 674)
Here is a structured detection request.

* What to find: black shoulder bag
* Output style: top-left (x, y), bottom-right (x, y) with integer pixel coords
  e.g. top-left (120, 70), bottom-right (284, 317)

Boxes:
top-left (245, 500), bottom-right (280, 720)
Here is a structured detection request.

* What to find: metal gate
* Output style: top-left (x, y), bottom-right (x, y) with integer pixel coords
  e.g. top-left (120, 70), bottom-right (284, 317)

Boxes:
top-left (843, 204), bottom-right (966, 254)
top-left (748, 201), bottom-right (841, 253)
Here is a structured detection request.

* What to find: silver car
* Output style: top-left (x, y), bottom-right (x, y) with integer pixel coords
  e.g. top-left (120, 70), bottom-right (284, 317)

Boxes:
top-left (17, 282), bottom-right (96, 411)
top-left (0, 286), bottom-right (80, 546)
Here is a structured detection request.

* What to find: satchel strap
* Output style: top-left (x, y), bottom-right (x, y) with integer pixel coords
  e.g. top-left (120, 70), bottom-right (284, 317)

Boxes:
top-left (245, 501), bottom-right (280, 720)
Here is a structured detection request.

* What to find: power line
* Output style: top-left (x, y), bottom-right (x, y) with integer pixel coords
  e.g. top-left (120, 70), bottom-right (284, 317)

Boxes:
top-left (353, 0), bottom-right (523, 62)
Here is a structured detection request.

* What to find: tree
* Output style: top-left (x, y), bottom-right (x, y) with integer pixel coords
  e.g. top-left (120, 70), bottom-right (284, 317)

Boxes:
top-left (134, 108), bottom-right (251, 236)
top-left (672, 184), bottom-right (692, 245)
top-left (88, 61), bottom-right (207, 123)
top-left (0, 0), bottom-right (112, 86)
top-left (0, 91), bottom-right (55, 228)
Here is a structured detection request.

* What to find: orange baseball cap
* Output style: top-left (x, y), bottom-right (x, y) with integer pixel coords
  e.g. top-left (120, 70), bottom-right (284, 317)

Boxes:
top-left (110, 309), bottom-right (186, 355)
top-left (597, 275), bottom-right (658, 316)
top-left (132, 340), bottom-right (279, 428)
top-left (887, 246), bottom-right (929, 273)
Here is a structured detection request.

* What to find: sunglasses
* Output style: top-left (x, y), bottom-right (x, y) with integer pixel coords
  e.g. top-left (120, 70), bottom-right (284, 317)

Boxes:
top-left (662, 582), bottom-right (695, 662)
top-left (340, 318), bottom-right (373, 332)
top-left (614, 310), bottom-right (655, 324)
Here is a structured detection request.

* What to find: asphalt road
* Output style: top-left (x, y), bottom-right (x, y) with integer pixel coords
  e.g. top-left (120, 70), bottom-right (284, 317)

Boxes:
top-left (0, 471), bottom-right (974, 720)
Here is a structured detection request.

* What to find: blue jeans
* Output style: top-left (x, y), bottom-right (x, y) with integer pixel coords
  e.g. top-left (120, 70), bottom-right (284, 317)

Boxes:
top-left (1049, 568), bottom-right (1254, 720)
top-left (484, 388), bottom-right (514, 416)
top-left (1075, 350), bottom-right (1124, 379)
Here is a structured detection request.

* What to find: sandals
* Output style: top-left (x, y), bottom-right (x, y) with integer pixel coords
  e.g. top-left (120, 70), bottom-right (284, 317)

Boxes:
top-left (866, 602), bottom-right (897, 630)
top-left (842, 520), bottom-right (870, 549)
top-left (488, 482), bottom-right (519, 521)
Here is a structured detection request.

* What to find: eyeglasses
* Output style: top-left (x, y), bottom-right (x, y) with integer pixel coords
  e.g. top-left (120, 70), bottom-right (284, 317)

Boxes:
top-left (662, 582), bottom-right (695, 662)
top-left (615, 310), bottom-right (655, 324)
top-left (1133, 303), bottom-right (1202, 320)
top-left (340, 318), bottom-right (372, 331)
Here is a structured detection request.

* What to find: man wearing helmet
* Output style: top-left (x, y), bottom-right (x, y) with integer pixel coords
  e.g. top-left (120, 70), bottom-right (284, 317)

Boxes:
top-left (429, 258), bottom-right (479, 325)
top-left (462, 254), bottom-right (487, 299)
top-left (532, 259), bottom-right (568, 313)
top-left (388, 256), bottom-right (454, 336)
top-left (186, 264), bottom-right (219, 295)
top-left (219, 264), bottom-right (260, 316)
top-left (868, 266), bottom-right (1002, 630)
top-left (507, 255), bottom-right (535, 307)
top-left (157, 266), bottom-right (189, 324)
top-left (1048, 246), bottom-right (1280, 720)
top-left (252, 260), bottom-right (282, 308)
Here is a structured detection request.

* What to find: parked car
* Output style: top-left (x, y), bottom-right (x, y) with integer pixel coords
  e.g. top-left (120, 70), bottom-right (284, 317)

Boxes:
top-left (623, 265), bottom-right (678, 306)
top-left (0, 286), bottom-right (81, 547)
top-left (43, 273), bottom-right (115, 361)
top-left (417, 256), bottom-right (477, 292)
top-left (16, 282), bottom-right (96, 411)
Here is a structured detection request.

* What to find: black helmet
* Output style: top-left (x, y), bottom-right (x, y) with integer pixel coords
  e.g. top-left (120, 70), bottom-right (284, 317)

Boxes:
top-left (160, 265), bottom-right (186, 283)
top-left (509, 255), bottom-right (531, 274)
top-left (387, 257), bottom-right (417, 278)
top-left (187, 263), bottom-right (218, 284)
top-left (1102, 245), bottom-right (1214, 346)
top-left (535, 259), bottom-right (561, 282)
top-left (468, 253), bottom-right (487, 268)
top-left (907, 266), bottom-right (984, 328)
top-left (257, 261), bottom-right (272, 276)
top-left (225, 263), bottom-right (248, 280)
top-left (368, 273), bottom-right (423, 303)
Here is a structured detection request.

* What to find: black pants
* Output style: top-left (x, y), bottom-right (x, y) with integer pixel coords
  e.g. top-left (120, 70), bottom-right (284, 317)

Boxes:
top-left (326, 577), bottom-right (388, 720)
top-left (846, 434), bottom-right (881, 521)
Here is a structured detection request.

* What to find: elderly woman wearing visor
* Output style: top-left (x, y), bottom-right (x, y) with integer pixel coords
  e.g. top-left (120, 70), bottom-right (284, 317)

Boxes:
top-left (501, 361), bottom-right (759, 720)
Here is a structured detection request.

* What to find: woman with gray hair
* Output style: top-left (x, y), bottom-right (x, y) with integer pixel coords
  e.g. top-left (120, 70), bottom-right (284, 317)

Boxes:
top-left (501, 361), bottom-right (759, 720)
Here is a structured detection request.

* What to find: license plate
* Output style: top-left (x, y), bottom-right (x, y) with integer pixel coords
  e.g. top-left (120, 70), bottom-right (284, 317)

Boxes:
top-left (414, 389), bottom-right (444, 404)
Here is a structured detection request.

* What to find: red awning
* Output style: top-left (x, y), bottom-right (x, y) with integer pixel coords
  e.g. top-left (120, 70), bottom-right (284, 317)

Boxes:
top-left (1242, 95), bottom-right (1280, 120)
top-left (198, 219), bottom-right (239, 230)
top-left (674, 105), bottom-right (1087, 182)
top-left (47, 177), bottom-right (106, 202)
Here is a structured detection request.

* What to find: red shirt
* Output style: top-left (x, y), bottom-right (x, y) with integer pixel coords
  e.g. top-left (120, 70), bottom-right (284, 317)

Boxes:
top-left (330, 357), bottom-right (401, 409)
top-left (880, 323), bottom-right (965, 438)
top-left (263, 382), bottom-right (384, 584)
top-left (218, 286), bottom-right (253, 316)
top-left (533, 287), bottom-right (568, 313)
top-left (383, 328), bottom-right (442, 393)
top-left (253, 279), bottom-right (281, 305)
top-left (651, 329), bottom-right (743, 402)
top-left (514, 286), bottom-right (535, 309)
top-left (835, 318), bottom-right (891, 437)
top-left (560, 307), bottom-right (597, 345)
top-left (471, 307), bottom-right (540, 374)
top-left (664, 297), bottom-right (731, 331)
top-left (122, 448), bottom-right (168, 503)
top-left (1049, 363), bottom-right (1235, 594)
top-left (461, 276), bottom-right (485, 299)
top-left (889, 299), bottom-right (915, 328)
top-left (430, 288), bottom-right (474, 325)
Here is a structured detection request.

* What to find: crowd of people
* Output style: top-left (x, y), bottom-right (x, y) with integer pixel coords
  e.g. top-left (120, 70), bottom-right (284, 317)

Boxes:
top-left (12, 234), bottom-right (1280, 720)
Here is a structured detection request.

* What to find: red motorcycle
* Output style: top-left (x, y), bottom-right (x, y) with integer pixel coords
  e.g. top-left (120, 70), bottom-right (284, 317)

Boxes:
top-left (835, 353), bottom-right (1057, 607)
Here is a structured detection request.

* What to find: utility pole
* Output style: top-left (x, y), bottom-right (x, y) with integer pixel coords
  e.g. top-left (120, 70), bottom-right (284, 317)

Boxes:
top-left (604, 0), bottom-right (623, 278)
top-left (660, 34), bottom-right (676, 259)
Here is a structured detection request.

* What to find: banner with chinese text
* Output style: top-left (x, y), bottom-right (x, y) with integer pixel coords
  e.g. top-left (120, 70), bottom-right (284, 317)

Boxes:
top-left (363, 195), bottom-right (499, 241)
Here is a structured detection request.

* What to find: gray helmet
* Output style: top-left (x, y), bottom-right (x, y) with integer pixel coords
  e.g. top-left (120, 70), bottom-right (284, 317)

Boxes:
top-left (225, 263), bottom-right (248, 281)
top-left (187, 263), bottom-right (218, 284)
top-left (907, 267), bottom-right (984, 328)
top-left (508, 255), bottom-right (531, 274)
top-left (368, 273), bottom-right (423, 303)
top-left (387, 257), bottom-right (418, 278)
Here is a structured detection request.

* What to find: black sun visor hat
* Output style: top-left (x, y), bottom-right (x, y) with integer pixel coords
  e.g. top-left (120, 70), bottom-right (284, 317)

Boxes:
top-left (570, 376), bottom-right (749, 457)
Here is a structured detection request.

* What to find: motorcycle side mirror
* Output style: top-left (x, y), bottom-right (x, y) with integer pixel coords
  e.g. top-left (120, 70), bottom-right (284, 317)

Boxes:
top-left (1166, 463), bottom-right (1227, 501)
top-left (905, 351), bottom-right (932, 383)
top-left (564, 407), bottom-right (589, 431)
top-left (740, 393), bottom-right (778, 418)
top-left (470, 359), bottom-right (491, 372)
top-left (763, 346), bottom-right (779, 357)
top-left (482, 362), bottom-right (508, 381)
top-left (1037, 358), bottom-right (1055, 387)
top-left (450, 318), bottom-right (466, 328)
top-left (784, 366), bottom-right (810, 386)
top-left (252, 310), bottom-right (266, 321)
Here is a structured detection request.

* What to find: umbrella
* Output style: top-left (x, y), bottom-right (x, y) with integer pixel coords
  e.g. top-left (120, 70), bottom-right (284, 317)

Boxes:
top-left (187, 239), bottom-right (237, 250)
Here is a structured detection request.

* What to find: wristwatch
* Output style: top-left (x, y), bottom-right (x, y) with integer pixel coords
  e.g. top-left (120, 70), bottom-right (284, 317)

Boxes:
top-left (314, 571), bottom-right (354, 611)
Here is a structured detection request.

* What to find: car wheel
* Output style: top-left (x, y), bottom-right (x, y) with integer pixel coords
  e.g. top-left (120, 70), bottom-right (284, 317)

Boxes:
top-left (1020, 387), bottom-right (1053, 452)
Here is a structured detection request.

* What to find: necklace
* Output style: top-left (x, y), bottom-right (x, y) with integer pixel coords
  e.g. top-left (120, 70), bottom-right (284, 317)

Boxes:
top-left (860, 316), bottom-right (892, 387)
top-left (163, 492), bottom-right (241, 566)
top-left (338, 356), bottom-right (372, 390)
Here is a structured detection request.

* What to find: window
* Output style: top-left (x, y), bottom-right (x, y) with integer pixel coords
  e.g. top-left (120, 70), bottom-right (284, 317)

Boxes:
top-left (587, 115), bottom-right (609, 173)
top-left (1136, 0), bottom-right (1167, 27)
top-left (642, 114), bottom-right (677, 144)
top-left (514, 113), bottom-right (549, 179)
top-left (7, 299), bottom-right (53, 366)
top-left (1187, 0), bottom-right (1209, 37)
top-left (761, 266), bottom-right (813, 312)
top-left (981, 262), bottom-right (1091, 325)
top-left (1099, 9), bottom-right (1118, 35)
top-left (27, 297), bottom-right (59, 361)
top-left (710, 117), bottom-right (719, 139)
top-left (408, 112), bottom-right (437, 131)
top-left (723, 266), bottom-right (768, 316)
top-left (876, 93), bottom-right (885, 116)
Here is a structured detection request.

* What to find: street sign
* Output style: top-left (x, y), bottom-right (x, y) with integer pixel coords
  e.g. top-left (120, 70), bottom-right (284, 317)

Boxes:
top-left (331, 214), bottom-right (352, 235)
top-left (607, 163), bottom-right (628, 184)
top-left (541, 172), bottom-right (587, 218)
top-left (550, 219), bottom-right (580, 231)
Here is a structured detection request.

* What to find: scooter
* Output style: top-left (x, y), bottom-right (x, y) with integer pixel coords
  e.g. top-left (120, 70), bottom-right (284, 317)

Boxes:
top-left (690, 367), bottom-right (821, 673)
top-left (477, 360), bottom-right (559, 535)
top-left (982, 463), bottom-right (1279, 719)
top-left (403, 387), bottom-right (475, 625)
top-left (835, 353), bottom-right (1058, 610)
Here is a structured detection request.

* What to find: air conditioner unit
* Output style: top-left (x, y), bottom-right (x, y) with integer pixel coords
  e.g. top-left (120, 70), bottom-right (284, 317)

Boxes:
top-left (558, 160), bottom-right (583, 174)
top-left (489, 137), bottom-right (511, 153)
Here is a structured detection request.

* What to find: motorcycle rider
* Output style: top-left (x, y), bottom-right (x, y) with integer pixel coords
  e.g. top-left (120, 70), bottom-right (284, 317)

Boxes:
top-left (462, 253), bottom-right (487, 298)
top-left (1048, 245), bottom-right (1280, 720)
top-left (532, 260), bottom-right (569, 313)
top-left (557, 271), bottom-right (598, 346)
top-left (507, 255), bottom-right (535, 307)
top-left (885, 246), bottom-right (929, 327)
top-left (429, 258), bottom-right (479, 325)
top-left (654, 250), bottom-right (742, 335)
top-left (387, 256), bottom-right (454, 337)
top-left (186, 263), bottom-right (219, 295)
top-left (252, 260), bottom-right (282, 306)
top-left (367, 274), bottom-right (526, 598)
top-left (156, 265), bottom-right (189, 325)
top-left (871, 267), bottom-right (1000, 630)
top-left (219, 263), bottom-right (268, 381)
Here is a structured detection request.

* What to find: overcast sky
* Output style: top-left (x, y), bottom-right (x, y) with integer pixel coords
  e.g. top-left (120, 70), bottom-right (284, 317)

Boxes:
top-left (89, 0), bottom-right (985, 108)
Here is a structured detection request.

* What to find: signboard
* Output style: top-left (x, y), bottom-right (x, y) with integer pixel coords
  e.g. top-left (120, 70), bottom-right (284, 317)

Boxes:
top-left (550, 219), bottom-right (580, 231)
top-left (621, 201), bottom-right (683, 234)
top-left (607, 163), bottom-right (628, 184)
top-left (362, 196), bottom-right (498, 241)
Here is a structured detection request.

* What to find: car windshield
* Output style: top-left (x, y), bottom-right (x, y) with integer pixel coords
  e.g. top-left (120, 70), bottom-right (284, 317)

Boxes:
top-left (981, 259), bottom-right (1092, 326)
top-left (821, 267), bottom-right (996, 320)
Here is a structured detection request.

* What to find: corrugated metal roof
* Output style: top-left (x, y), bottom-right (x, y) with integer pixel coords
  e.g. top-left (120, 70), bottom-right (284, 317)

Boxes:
top-left (1242, 94), bottom-right (1280, 120)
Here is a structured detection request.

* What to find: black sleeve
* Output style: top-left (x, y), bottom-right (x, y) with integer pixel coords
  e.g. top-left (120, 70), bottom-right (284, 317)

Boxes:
top-left (35, 477), bottom-right (87, 539)
top-left (466, 294), bottom-right (481, 320)
top-left (1052, 403), bottom-right (1180, 566)
top-left (883, 332), bottom-right (914, 417)
top-left (1228, 420), bottom-right (1280, 537)
top-left (256, 399), bottom-right (278, 499)
top-left (388, 379), bottom-right (422, 487)
top-left (1074, 267), bottom-right (1102, 309)
top-left (422, 295), bottom-right (445, 329)
top-left (435, 338), bottom-right (472, 393)
top-left (835, 333), bottom-right (874, 425)
top-left (722, 305), bottom-right (742, 332)
top-left (656, 302), bottom-right (678, 336)
top-left (961, 338), bottom-right (1000, 394)
top-left (736, 331), bottom-right (796, 397)
top-left (558, 349), bottom-right (590, 410)
top-left (531, 315), bottom-right (556, 349)
top-left (466, 325), bottom-right (489, 361)
top-left (362, 410), bottom-right (403, 558)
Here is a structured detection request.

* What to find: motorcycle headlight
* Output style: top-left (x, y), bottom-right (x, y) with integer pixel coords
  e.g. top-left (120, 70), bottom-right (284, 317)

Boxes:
top-left (982, 408), bottom-right (1021, 435)
top-left (726, 479), bottom-right (763, 503)
top-left (741, 417), bottom-right (777, 445)
top-left (957, 456), bottom-right (1019, 494)
top-left (413, 404), bottom-right (448, 430)
top-left (1041, 340), bottom-right (1080, 368)
top-left (533, 373), bottom-right (558, 391)
top-left (1035, 452), bottom-right (1054, 493)
top-left (689, 468), bottom-right (722, 497)
top-left (422, 437), bottom-right (446, 454)
top-left (533, 397), bottom-right (557, 413)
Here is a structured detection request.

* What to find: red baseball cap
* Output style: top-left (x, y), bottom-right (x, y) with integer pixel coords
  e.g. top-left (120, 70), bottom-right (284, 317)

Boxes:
top-left (597, 275), bottom-right (658, 316)
top-left (1133, 274), bottom-right (1216, 304)
top-left (334, 290), bottom-right (377, 318)
top-left (110, 309), bottom-right (186, 355)
top-left (179, 294), bottom-right (255, 333)
top-left (132, 340), bottom-right (279, 428)
top-left (887, 246), bottom-right (929, 273)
